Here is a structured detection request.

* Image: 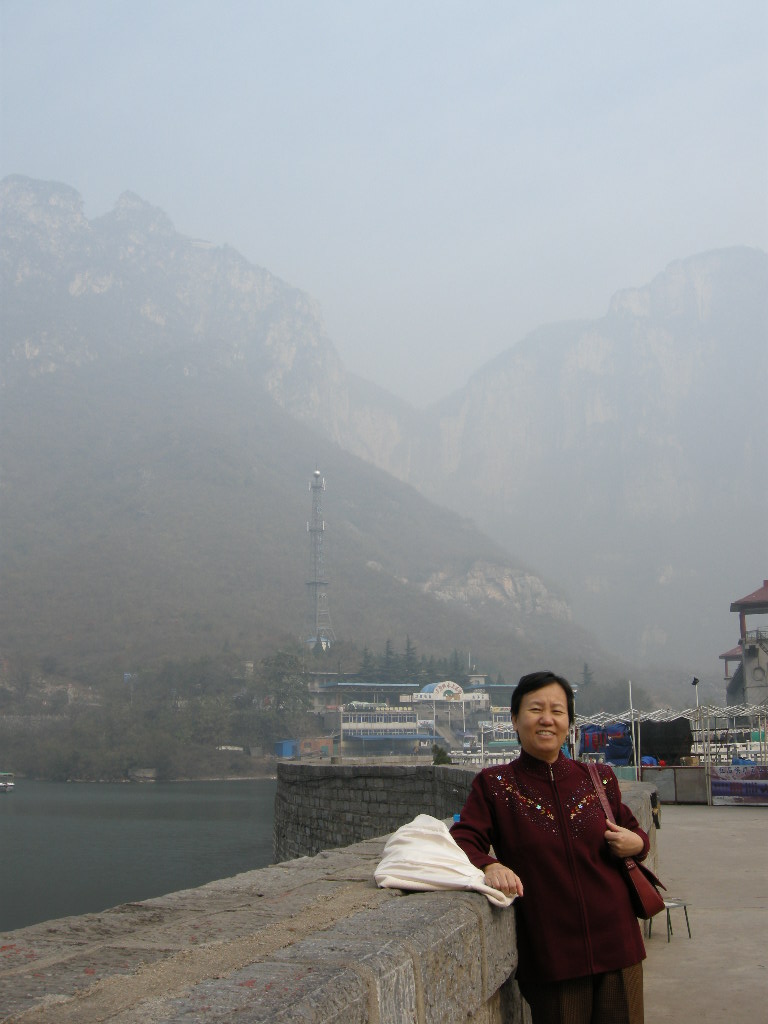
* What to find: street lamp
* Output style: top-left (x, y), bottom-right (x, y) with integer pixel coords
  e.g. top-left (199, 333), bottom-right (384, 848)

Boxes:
top-left (480, 724), bottom-right (491, 767)
top-left (691, 677), bottom-right (701, 761)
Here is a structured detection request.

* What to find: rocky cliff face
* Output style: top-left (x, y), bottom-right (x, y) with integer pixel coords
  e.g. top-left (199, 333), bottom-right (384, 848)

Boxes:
top-left (421, 564), bottom-right (573, 624)
top-left (310, 245), bottom-right (767, 668)
top-left (412, 248), bottom-right (768, 666)
top-left (0, 175), bottom-right (350, 430)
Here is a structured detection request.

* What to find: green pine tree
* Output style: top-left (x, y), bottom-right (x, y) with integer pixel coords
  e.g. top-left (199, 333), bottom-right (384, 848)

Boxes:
top-left (403, 635), bottom-right (419, 683)
top-left (359, 646), bottom-right (376, 681)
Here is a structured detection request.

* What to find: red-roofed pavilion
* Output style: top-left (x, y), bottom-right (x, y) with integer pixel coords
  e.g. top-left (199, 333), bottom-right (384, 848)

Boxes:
top-left (718, 644), bottom-right (743, 681)
top-left (724, 580), bottom-right (768, 705)
top-left (730, 580), bottom-right (768, 638)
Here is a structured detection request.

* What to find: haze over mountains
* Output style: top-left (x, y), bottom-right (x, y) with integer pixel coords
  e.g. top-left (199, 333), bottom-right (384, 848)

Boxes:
top-left (1, 176), bottom-right (765, 697)
top-left (333, 247), bottom-right (768, 672)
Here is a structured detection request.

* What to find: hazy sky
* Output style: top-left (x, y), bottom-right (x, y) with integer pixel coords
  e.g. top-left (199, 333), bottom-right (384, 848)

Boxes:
top-left (2, 0), bottom-right (767, 405)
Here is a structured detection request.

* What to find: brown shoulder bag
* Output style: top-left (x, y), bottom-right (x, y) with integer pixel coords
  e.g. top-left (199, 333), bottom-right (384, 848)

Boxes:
top-left (587, 762), bottom-right (666, 919)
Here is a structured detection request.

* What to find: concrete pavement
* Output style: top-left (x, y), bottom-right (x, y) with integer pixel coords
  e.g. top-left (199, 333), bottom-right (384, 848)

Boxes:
top-left (642, 804), bottom-right (767, 1023)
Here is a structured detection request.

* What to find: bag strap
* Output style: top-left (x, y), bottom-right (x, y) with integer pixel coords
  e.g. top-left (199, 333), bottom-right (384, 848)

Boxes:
top-left (587, 763), bottom-right (654, 879)
top-left (587, 762), bottom-right (615, 823)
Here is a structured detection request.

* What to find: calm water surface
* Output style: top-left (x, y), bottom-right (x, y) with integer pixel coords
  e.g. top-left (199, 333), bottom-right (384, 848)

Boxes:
top-left (0, 778), bottom-right (276, 932)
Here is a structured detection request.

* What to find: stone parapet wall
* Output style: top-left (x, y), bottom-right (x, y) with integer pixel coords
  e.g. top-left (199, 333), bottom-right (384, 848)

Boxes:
top-left (1, 828), bottom-right (527, 1023)
top-left (274, 762), bottom-right (475, 862)
top-left (274, 761), bottom-right (658, 870)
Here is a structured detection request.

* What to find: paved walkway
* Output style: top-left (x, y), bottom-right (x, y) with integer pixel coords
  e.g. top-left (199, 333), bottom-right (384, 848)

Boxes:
top-left (642, 804), bottom-right (767, 1022)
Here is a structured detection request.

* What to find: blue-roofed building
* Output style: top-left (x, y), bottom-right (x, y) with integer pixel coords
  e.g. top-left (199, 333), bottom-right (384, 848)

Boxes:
top-left (274, 739), bottom-right (300, 759)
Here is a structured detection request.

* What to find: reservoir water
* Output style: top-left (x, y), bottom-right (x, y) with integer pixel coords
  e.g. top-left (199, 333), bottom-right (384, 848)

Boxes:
top-left (0, 778), bottom-right (277, 933)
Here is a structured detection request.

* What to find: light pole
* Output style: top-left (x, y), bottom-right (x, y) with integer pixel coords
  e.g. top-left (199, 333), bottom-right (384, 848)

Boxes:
top-left (628, 679), bottom-right (640, 781)
top-left (691, 676), bottom-right (701, 761)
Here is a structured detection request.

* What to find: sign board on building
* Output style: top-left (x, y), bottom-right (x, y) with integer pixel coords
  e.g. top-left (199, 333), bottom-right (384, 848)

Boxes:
top-left (412, 682), bottom-right (488, 704)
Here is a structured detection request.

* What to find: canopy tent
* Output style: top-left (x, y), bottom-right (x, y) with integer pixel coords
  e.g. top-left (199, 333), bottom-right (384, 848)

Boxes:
top-left (574, 703), bottom-right (768, 796)
top-left (575, 702), bottom-right (768, 726)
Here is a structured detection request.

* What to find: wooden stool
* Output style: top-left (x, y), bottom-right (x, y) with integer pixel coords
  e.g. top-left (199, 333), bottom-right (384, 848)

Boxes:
top-left (649, 898), bottom-right (691, 942)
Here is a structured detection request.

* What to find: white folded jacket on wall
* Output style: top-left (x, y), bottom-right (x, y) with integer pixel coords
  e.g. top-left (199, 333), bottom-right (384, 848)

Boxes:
top-left (373, 813), bottom-right (515, 908)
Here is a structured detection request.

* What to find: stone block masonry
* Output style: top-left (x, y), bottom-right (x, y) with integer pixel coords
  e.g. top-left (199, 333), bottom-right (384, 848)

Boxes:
top-left (274, 763), bottom-right (477, 862)
top-left (273, 761), bottom-right (658, 869)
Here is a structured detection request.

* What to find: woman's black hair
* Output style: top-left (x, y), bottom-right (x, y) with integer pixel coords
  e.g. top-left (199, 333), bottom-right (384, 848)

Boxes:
top-left (510, 670), bottom-right (575, 724)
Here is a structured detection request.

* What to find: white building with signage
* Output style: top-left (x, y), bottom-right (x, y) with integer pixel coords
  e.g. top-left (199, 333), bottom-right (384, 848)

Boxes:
top-left (404, 680), bottom-right (490, 735)
top-left (408, 681), bottom-right (489, 708)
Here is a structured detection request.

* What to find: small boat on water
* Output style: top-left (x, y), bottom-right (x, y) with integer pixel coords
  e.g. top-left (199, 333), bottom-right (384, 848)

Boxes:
top-left (0, 772), bottom-right (15, 793)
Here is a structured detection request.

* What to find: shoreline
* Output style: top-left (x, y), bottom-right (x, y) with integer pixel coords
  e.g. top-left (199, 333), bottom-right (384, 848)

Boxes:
top-left (8, 769), bottom-right (279, 784)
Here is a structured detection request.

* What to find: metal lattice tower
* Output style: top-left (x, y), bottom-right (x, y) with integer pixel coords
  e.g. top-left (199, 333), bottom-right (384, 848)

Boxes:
top-left (305, 469), bottom-right (335, 648)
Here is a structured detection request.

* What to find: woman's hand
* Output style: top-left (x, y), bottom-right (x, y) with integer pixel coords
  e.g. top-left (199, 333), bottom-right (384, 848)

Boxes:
top-left (482, 862), bottom-right (524, 897)
top-left (604, 819), bottom-right (645, 858)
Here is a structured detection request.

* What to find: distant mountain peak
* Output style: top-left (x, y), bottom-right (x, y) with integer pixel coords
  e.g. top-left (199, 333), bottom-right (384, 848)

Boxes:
top-left (1, 173), bottom-right (83, 208)
top-left (0, 174), bottom-right (90, 244)
top-left (608, 246), bottom-right (768, 322)
top-left (97, 190), bottom-right (177, 236)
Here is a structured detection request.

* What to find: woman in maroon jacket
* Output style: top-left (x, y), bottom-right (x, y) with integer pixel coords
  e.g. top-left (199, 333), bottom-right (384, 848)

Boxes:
top-left (450, 671), bottom-right (648, 1024)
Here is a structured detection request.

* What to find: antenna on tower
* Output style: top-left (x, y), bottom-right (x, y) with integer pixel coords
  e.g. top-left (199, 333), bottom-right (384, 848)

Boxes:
top-left (305, 469), bottom-right (335, 649)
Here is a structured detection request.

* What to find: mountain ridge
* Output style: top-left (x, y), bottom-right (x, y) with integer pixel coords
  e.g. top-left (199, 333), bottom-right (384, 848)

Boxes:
top-left (2, 175), bottom-right (764, 691)
top-left (1, 175), bottom-right (624, 692)
top-left (331, 246), bottom-right (768, 668)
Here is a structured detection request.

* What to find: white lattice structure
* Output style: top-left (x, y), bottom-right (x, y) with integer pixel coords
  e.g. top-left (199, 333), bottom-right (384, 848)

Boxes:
top-left (575, 703), bottom-right (768, 769)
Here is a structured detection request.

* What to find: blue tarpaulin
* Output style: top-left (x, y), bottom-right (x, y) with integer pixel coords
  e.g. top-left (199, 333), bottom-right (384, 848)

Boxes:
top-left (580, 723), bottom-right (633, 764)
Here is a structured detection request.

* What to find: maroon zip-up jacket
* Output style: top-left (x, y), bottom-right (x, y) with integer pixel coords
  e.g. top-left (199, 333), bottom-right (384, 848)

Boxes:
top-left (450, 750), bottom-right (649, 984)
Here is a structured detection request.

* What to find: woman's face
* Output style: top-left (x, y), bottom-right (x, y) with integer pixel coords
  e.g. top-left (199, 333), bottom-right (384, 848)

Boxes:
top-left (512, 682), bottom-right (570, 763)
